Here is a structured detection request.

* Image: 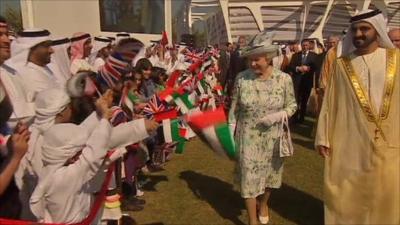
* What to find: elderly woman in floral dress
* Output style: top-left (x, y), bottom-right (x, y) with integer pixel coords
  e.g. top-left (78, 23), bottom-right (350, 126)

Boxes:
top-left (229, 31), bottom-right (297, 225)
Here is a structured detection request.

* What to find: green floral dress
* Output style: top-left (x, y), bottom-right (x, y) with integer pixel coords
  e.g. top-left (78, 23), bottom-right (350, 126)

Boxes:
top-left (228, 68), bottom-right (297, 198)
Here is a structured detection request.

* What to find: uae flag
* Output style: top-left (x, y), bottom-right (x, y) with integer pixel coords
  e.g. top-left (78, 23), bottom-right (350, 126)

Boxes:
top-left (213, 85), bottom-right (224, 96)
top-left (161, 119), bottom-right (188, 154)
top-left (195, 79), bottom-right (209, 96)
top-left (200, 58), bottom-right (213, 72)
top-left (198, 95), bottom-right (216, 111)
top-left (153, 109), bottom-right (178, 122)
top-left (158, 87), bottom-right (194, 114)
top-left (186, 107), bottom-right (236, 159)
top-left (158, 87), bottom-right (175, 103)
top-left (166, 70), bottom-right (182, 88)
top-left (172, 92), bottom-right (194, 114)
top-left (188, 60), bottom-right (202, 73)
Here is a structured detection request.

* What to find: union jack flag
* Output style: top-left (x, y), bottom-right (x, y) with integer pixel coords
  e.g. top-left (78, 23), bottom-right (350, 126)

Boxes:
top-left (110, 106), bottom-right (129, 126)
top-left (184, 51), bottom-right (201, 62)
top-left (98, 54), bottom-right (129, 88)
top-left (142, 94), bottom-right (167, 119)
top-left (209, 48), bottom-right (219, 58)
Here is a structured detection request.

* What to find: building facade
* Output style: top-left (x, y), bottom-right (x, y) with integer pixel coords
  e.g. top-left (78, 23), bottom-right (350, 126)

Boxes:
top-left (190, 0), bottom-right (400, 44)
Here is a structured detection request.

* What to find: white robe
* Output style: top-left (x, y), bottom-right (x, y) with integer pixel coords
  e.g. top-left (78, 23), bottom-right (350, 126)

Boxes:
top-left (0, 64), bottom-right (35, 129)
top-left (349, 47), bottom-right (386, 110)
top-left (316, 48), bottom-right (399, 225)
top-left (19, 62), bottom-right (60, 101)
top-left (48, 42), bottom-right (72, 87)
top-left (48, 63), bottom-right (69, 87)
top-left (30, 115), bottom-right (149, 223)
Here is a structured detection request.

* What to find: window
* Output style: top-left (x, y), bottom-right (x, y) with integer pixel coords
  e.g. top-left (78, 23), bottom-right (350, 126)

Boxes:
top-left (99, 0), bottom-right (165, 34)
top-left (0, 0), bottom-right (23, 33)
top-left (171, 0), bottom-right (190, 43)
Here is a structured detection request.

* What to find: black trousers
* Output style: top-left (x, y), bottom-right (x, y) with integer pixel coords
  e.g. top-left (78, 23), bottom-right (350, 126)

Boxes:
top-left (291, 74), bottom-right (313, 120)
top-left (298, 77), bottom-right (313, 120)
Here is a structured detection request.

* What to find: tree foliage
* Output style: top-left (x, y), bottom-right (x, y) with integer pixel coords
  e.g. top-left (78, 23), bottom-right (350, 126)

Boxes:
top-left (4, 5), bottom-right (23, 33)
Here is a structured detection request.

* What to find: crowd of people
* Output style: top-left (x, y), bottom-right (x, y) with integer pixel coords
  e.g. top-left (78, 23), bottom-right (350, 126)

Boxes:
top-left (0, 7), bottom-right (399, 225)
top-left (0, 15), bottom-right (225, 224)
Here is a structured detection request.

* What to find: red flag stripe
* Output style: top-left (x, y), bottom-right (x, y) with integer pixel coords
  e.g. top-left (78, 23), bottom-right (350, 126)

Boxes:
top-left (154, 109), bottom-right (178, 122)
top-left (166, 70), bottom-right (181, 88)
top-left (100, 67), bottom-right (115, 87)
top-left (158, 87), bottom-right (175, 101)
top-left (104, 62), bottom-right (121, 80)
top-left (109, 57), bottom-right (127, 69)
top-left (186, 107), bottom-right (226, 129)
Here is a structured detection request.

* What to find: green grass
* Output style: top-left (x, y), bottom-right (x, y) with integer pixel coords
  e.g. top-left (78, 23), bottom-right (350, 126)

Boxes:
top-left (129, 118), bottom-right (324, 225)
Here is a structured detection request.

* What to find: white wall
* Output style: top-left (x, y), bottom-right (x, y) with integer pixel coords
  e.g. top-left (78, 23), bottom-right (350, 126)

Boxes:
top-left (20, 0), bottom-right (167, 45)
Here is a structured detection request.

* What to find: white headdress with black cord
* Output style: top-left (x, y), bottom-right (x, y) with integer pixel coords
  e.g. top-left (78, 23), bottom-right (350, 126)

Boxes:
top-left (116, 32), bottom-right (130, 44)
top-left (5, 29), bottom-right (51, 68)
top-left (48, 37), bottom-right (71, 84)
top-left (339, 9), bottom-right (395, 57)
top-left (88, 36), bottom-right (112, 65)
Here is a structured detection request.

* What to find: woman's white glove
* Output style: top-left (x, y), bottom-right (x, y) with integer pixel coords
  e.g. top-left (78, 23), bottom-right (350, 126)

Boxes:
top-left (259, 111), bottom-right (286, 126)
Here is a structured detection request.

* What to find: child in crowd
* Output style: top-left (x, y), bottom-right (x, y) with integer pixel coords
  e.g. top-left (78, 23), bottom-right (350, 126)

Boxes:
top-left (30, 90), bottom-right (158, 223)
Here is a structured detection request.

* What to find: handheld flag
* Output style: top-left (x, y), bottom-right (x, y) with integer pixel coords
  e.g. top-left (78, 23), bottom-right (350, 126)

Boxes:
top-left (186, 107), bottom-right (236, 159)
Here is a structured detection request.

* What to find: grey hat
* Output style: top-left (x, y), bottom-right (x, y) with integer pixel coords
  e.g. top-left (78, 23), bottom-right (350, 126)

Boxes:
top-left (241, 31), bottom-right (279, 58)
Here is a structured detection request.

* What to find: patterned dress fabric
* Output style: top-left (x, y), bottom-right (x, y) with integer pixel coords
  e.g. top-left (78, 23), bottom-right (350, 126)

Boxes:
top-left (229, 68), bottom-right (297, 198)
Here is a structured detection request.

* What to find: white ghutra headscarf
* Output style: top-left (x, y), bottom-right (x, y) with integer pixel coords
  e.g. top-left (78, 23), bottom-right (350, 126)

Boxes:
top-left (48, 37), bottom-right (71, 85)
top-left (5, 29), bottom-right (51, 69)
top-left (339, 9), bottom-right (395, 57)
top-left (88, 36), bottom-right (111, 65)
top-left (33, 88), bottom-right (71, 133)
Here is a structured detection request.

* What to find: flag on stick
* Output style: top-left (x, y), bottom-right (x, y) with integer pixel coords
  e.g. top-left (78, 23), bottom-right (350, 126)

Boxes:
top-left (160, 31), bottom-right (168, 47)
top-left (161, 119), bottom-right (187, 154)
top-left (186, 107), bottom-right (236, 159)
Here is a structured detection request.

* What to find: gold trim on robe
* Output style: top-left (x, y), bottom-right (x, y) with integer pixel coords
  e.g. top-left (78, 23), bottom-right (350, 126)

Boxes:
top-left (339, 48), bottom-right (397, 141)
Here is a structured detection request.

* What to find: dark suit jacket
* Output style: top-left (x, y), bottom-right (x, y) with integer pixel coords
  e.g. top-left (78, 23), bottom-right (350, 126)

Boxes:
top-left (230, 48), bottom-right (247, 77)
top-left (218, 50), bottom-right (230, 87)
top-left (288, 51), bottom-right (319, 81)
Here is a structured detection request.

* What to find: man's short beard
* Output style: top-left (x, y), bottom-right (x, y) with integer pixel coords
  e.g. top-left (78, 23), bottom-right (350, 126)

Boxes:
top-left (353, 36), bottom-right (378, 49)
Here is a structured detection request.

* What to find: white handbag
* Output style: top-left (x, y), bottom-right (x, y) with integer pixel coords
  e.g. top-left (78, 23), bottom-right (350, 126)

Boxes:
top-left (279, 112), bottom-right (294, 157)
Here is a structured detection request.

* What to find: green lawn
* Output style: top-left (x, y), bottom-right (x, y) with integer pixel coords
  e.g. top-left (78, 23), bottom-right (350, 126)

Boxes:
top-left (130, 118), bottom-right (324, 225)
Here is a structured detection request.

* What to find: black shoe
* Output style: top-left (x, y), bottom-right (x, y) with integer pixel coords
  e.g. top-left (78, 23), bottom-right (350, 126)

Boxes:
top-left (147, 163), bottom-right (164, 172)
top-left (119, 215), bottom-right (138, 225)
top-left (122, 181), bottom-right (134, 196)
top-left (128, 196), bottom-right (146, 205)
top-left (121, 199), bottom-right (144, 211)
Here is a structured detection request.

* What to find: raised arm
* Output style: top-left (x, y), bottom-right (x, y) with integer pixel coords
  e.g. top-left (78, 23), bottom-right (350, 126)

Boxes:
top-left (108, 118), bottom-right (149, 149)
top-left (0, 127), bottom-right (29, 195)
top-left (66, 90), bottom-right (114, 182)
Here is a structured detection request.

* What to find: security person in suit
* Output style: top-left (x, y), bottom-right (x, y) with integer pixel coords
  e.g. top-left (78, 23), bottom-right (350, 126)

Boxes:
top-left (218, 42), bottom-right (233, 88)
top-left (287, 39), bottom-right (319, 123)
